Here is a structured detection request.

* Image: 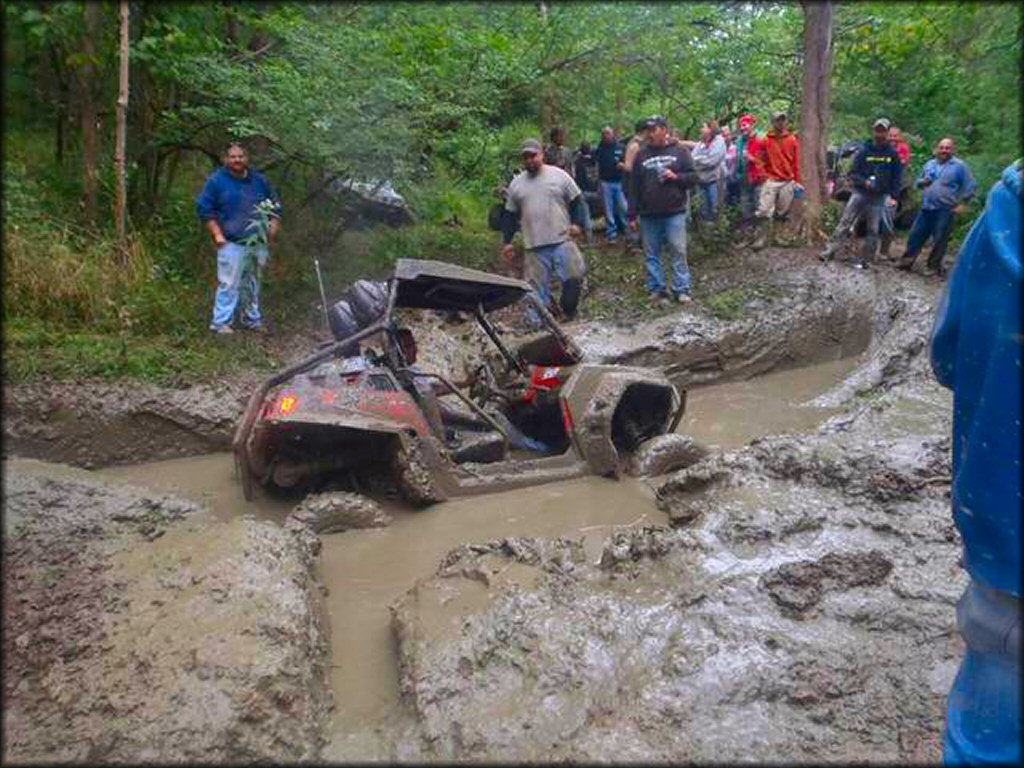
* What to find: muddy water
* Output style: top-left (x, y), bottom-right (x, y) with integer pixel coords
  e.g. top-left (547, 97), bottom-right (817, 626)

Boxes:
top-left (97, 356), bottom-right (860, 760)
top-left (681, 357), bottom-right (859, 449)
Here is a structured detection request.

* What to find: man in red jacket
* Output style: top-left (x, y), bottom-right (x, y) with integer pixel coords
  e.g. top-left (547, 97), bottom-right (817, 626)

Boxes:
top-left (752, 111), bottom-right (803, 250)
top-left (736, 114), bottom-right (767, 228)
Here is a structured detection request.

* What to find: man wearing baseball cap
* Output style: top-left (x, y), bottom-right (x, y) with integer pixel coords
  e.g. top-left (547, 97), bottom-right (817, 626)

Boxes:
top-left (626, 115), bottom-right (701, 304)
top-left (751, 110), bottom-right (802, 250)
top-left (501, 138), bottom-right (589, 321)
top-left (820, 117), bottom-right (903, 269)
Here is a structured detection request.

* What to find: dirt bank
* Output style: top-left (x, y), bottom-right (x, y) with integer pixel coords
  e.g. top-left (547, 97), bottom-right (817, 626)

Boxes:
top-left (388, 264), bottom-right (962, 762)
top-left (574, 248), bottom-right (926, 388)
top-left (2, 460), bottom-right (332, 763)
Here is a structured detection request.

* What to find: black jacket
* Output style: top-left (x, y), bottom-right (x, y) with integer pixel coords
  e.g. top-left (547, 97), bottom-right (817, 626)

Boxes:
top-left (594, 139), bottom-right (625, 182)
top-left (850, 139), bottom-right (903, 198)
top-left (627, 143), bottom-right (699, 218)
top-left (574, 150), bottom-right (599, 193)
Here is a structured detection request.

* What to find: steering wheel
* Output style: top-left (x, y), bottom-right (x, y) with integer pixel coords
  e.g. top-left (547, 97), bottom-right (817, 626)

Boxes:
top-left (469, 359), bottom-right (513, 409)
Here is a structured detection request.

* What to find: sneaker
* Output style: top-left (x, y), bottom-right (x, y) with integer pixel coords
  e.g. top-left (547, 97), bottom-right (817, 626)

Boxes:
top-left (673, 292), bottom-right (693, 304)
top-left (241, 323), bottom-right (268, 334)
top-left (851, 261), bottom-right (867, 271)
top-left (209, 324), bottom-right (234, 334)
top-left (649, 291), bottom-right (670, 305)
top-left (818, 247), bottom-right (835, 262)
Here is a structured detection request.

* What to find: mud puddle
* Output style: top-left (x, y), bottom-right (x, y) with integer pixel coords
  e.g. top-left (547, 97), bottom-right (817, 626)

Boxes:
top-left (96, 355), bottom-right (862, 760)
top-left (680, 357), bottom-right (859, 449)
top-left (99, 453), bottom-right (292, 523)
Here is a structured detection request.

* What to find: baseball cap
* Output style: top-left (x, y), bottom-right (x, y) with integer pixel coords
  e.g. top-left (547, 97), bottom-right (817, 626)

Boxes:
top-left (873, 117), bottom-right (891, 130)
top-left (520, 138), bottom-right (542, 155)
top-left (646, 114), bottom-right (668, 128)
top-left (771, 110), bottom-right (787, 121)
top-left (739, 113), bottom-right (757, 127)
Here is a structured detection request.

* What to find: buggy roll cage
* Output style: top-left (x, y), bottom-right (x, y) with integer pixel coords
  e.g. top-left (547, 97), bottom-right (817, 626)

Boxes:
top-left (233, 268), bottom-right (581, 500)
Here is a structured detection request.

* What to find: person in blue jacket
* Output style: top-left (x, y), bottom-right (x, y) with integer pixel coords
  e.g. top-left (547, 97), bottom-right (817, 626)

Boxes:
top-left (196, 143), bottom-right (282, 334)
top-left (820, 117), bottom-right (903, 269)
top-left (929, 159), bottom-right (1021, 765)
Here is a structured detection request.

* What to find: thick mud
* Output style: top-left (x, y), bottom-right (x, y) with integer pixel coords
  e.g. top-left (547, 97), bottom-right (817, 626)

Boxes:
top-left (1, 459), bottom-right (332, 763)
top-left (381, 259), bottom-right (960, 762)
top-left (2, 249), bottom-right (957, 762)
top-left (388, 315), bottom-right (961, 762)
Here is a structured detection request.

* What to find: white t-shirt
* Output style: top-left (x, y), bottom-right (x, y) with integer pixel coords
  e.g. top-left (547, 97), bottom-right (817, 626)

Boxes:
top-left (505, 165), bottom-right (581, 250)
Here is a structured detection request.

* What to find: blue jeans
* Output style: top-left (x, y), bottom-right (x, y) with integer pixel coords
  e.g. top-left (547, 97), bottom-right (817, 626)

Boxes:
top-left (905, 207), bottom-right (956, 268)
top-left (943, 582), bottom-right (1021, 765)
top-left (639, 213), bottom-right (691, 296)
top-left (524, 241), bottom-right (584, 323)
top-left (697, 180), bottom-right (719, 221)
top-left (725, 178), bottom-right (741, 208)
top-left (601, 180), bottom-right (629, 239)
top-left (211, 241), bottom-right (268, 328)
top-left (579, 191), bottom-right (596, 242)
top-left (740, 182), bottom-right (762, 224)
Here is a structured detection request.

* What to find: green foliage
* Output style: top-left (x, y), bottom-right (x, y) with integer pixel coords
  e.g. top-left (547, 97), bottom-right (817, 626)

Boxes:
top-left (3, 317), bottom-right (277, 384)
top-left (2, 1), bottom-right (1020, 384)
top-left (703, 286), bottom-right (750, 321)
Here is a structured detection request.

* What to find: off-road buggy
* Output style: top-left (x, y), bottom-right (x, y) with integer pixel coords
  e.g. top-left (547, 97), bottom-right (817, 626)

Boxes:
top-left (234, 259), bottom-right (685, 505)
top-left (826, 139), bottom-right (919, 232)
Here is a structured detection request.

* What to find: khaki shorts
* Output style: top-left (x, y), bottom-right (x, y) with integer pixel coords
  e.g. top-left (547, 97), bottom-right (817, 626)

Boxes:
top-left (756, 179), bottom-right (795, 219)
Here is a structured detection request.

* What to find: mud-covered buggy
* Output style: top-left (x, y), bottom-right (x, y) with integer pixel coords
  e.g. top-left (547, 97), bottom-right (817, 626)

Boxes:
top-left (233, 259), bottom-right (686, 505)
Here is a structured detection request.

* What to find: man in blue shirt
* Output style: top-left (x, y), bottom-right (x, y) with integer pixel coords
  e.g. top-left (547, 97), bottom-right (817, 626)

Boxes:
top-left (196, 143), bottom-right (282, 334)
top-left (930, 160), bottom-right (1020, 765)
top-left (898, 137), bottom-right (976, 277)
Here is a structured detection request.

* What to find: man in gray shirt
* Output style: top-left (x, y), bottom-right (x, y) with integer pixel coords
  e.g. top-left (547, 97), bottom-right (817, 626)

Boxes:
top-left (502, 138), bottom-right (589, 321)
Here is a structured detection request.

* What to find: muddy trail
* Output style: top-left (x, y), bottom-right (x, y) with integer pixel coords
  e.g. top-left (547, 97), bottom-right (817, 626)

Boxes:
top-left (2, 248), bottom-right (958, 763)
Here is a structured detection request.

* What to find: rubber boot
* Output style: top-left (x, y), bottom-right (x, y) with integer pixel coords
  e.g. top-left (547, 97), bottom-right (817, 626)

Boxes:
top-left (819, 240), bottom-right (840, 262)
top-left (559, 278), bottom-right (582, 321)
top-left (750, 218), bottom-right (769, 251)
top-left (879, 232), bottom-right (893, 259)
top-left (896, 252), bottom-right (916, 272)
top-left (857, 234), bottom-right (877, 270)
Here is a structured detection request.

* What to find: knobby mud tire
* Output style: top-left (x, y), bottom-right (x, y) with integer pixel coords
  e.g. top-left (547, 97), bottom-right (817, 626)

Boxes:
top-left (392, 438), bottom-right (443, 508)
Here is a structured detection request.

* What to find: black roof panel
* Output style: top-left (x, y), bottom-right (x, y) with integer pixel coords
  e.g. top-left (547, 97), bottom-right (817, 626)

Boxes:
top-left (393, 258), bottom-right (532, 312)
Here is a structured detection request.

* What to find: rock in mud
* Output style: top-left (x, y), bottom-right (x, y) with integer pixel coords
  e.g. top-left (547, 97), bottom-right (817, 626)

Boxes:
top-left (760, 550), bottom-right (895, 617)
top-left (655, 461), bottom-right (732, 526)
top-left (2, 460), bottom-right (332, 764)
top-left (627, 433), bottom-right (709, 477)
top-left (290, 491), bottom-right (392, 534)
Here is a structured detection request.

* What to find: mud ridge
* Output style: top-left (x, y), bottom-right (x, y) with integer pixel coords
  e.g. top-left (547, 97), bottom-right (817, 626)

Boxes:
top-left (2, 460), bottom-right (332, 763)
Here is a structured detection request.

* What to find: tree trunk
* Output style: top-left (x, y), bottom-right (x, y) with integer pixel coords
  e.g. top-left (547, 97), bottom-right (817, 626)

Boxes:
top-left (798, 0), bottom-right (834, 243)
top-left (48, 43), bottom-right (69, 166)
top-left (114, 0), bottom-right (129, 248)
top-left (80, 1), bottom-right (101, 228)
